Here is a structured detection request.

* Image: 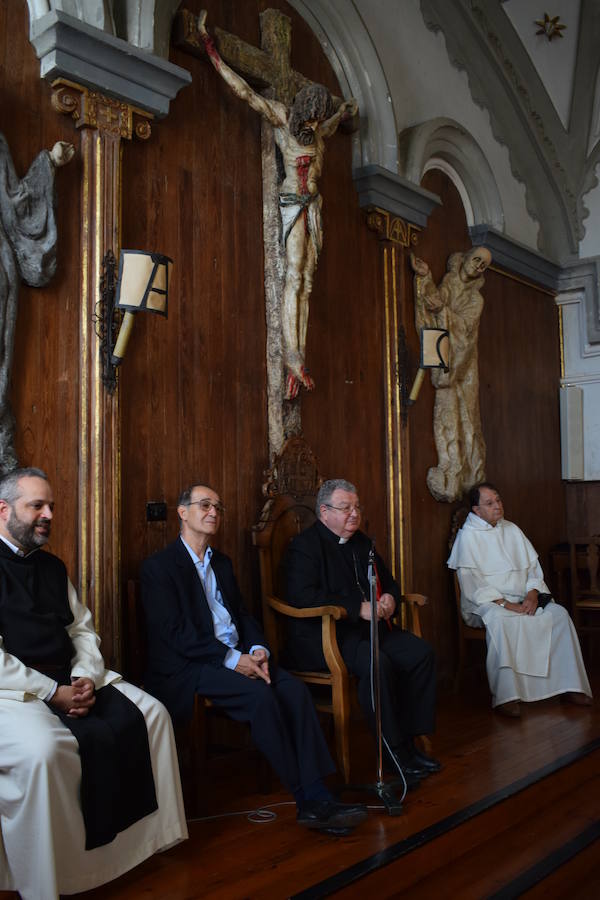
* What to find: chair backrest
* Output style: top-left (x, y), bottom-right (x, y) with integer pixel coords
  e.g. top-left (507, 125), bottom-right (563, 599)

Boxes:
top-left (449, 507), bottom-right (469, 621)
top-left (252, 436), bottom-right (321, 658)
top-left (570, 535), bottom-right (600, 603)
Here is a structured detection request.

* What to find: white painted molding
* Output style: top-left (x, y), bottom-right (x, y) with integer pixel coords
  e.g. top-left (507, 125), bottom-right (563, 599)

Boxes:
top-left (286, 0), bottom-right (398, 173)
top-left (399, 117), bottom-right (504, 232)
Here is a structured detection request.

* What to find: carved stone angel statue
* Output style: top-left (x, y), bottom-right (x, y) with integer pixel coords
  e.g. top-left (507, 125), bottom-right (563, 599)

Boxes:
top-left (411, 247), bottom-right (492, 502)
top-left (0, 134), bottom-right (75, 473)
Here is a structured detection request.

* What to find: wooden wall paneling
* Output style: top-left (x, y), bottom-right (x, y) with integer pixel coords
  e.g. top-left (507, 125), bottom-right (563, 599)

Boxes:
top-left (3, 0), bottom-right (81, 580)
top-left (1, 0), bottom-right (571, 687)
top-left (297, 39), bottom-right (390, 550)
top-left (566, 481), bottom-right (600, 540)
top-left (118, 0), bottom-right (392, 637)
top-left (477, 267), bottom-right (565, 573)
top-left (120, 0), bottom-right (270, 620)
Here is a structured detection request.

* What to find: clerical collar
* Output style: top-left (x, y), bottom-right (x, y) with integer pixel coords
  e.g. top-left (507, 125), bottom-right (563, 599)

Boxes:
top-left (338, 537), bottom-right (348, 544)
top-left (0, 533), bottom-right (25, 556)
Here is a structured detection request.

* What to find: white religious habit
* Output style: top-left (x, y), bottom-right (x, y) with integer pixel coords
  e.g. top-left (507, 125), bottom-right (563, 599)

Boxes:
top-left (0, 574), bottom-right (188, 900)
top-left (447, 512), bottom-right (592, 708)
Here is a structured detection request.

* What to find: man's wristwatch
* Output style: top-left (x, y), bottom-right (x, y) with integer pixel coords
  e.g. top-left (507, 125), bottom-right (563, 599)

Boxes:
top-left (499, 600), bottom-right (506, 608)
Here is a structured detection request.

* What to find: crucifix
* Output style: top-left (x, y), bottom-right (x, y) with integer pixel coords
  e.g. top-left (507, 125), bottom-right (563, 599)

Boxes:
top-left (175, 7), bottom-right (357, 458)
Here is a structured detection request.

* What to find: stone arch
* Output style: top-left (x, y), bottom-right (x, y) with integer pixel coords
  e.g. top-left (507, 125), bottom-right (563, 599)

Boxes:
top-left (286, 0), bottom-right (398, 174)
top-left (398, 118), bottom-right (504, 232)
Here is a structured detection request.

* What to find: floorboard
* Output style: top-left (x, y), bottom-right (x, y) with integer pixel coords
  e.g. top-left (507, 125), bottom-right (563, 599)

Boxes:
top-left (1, 666), bottom-right (598, 899)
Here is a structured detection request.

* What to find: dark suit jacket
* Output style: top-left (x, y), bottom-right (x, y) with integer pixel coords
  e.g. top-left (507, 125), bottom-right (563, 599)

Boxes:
top-left (284, 521), bottom-right (401, 670)
top-left (141, 537), bottom-right (267, 722)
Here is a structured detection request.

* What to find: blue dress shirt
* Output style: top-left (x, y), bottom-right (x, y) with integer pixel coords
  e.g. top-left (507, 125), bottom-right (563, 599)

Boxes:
top-left (181, 538), bottom-right (268, 670)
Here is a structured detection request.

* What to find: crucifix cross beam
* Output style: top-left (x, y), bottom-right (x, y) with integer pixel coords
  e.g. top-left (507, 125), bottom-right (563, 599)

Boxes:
top-left (174, 8), bottom-right (311, 106)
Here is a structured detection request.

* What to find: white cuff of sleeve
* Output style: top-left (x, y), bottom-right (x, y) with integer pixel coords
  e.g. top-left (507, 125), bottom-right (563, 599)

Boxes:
top-left (249, 644), bottom-right (270, 659)
top-left (43, 681), bottom-right (58, 702)
top-left (224, 648), bottom-right (242, 670)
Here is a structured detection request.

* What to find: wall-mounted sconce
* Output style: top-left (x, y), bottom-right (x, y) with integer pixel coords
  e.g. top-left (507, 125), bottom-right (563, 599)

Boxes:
top-left (96, 249), bottom-right (172, 393)
top-left (408, 326), bottom-right (449, 405)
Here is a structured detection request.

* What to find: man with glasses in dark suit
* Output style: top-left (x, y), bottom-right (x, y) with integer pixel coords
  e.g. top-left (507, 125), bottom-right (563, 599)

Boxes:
top-left (285, 478), bottom-right (440, 784)
top-left (141, 482), bottom-right (366, 835)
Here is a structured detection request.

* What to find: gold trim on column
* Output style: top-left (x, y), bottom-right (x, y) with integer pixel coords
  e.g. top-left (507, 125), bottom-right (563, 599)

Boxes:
top-left (391, 244), bottom-right (405, 594)
top-left (93, 132), bottom-right (103, 632)
top-left (79, 138), bottom-right (90, 610)
top-left (365, 206), bottom-right (419, 605)
top-left (383, 245), bottom-right (396, 580)
top-left (51, 78), bottom-right (153, 663)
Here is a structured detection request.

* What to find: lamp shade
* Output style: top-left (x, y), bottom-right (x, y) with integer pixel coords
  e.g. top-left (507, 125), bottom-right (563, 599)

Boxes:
top-left (420, 327), bottom-right (449, 371)
top-left (115, 250), bottom-right (172, 317)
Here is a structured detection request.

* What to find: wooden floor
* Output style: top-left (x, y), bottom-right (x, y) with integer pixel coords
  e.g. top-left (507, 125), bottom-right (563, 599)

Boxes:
top-left (2, 664), bottom-right (599, 899)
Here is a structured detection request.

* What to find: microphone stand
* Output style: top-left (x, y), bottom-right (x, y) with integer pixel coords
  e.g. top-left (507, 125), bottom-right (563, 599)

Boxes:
top-left (342, 542), bottom-right (404, 816)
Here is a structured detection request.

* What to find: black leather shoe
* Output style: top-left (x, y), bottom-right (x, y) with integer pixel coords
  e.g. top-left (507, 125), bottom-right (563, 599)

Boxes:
top-left (411, 748), bottom-right (442, 772)
top-left (384, 748), bottom-right (427, 785)
top-left (297, 799), bottom-right (367, 832)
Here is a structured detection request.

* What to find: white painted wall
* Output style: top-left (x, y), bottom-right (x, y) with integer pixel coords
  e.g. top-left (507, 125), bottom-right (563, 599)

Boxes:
top-left (558, 289), bottom-right (600, 479)
top-left (354, 0), bottom-right (539, 249)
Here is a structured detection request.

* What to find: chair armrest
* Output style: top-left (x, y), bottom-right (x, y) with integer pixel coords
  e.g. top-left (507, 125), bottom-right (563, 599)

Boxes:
top-left (267, 596), bottom-right (349, 688)
top-left (402, 592), bottom-right (428, 607)
top-left (267, 596), bottom-right (348, 621)
top-left (399, 593), bottom-right (427, 638)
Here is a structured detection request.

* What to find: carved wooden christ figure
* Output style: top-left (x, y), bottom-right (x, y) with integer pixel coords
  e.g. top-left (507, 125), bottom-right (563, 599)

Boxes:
top-left (198, 10), bottom-right (358, 400)
top-left (0, 134), bottom-right (74, 474)
top-left (410, 247), bottom-right (492, 503)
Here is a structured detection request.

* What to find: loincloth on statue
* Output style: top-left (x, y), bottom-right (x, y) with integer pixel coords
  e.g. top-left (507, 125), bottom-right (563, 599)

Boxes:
top-left (279, 192), bottom-right (323, 254)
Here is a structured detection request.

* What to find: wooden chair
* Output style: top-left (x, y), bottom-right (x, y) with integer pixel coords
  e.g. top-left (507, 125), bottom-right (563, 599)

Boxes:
top-left (569, 535), bottom-right (600, 652)
top-left (449, 508), bottom-right (486, 692)
top-left (126, 579), bottom-right (272, 804)
top-left (252, 436), bottom-right (427, 783)
top-left (125, 580), bottom-right (206, 809)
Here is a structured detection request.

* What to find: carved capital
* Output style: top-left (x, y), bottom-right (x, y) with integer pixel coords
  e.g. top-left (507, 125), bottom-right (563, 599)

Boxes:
top-left (364, 207), bottom-right (420, 247)
top-left (51, 79), bottom-right (152, 140)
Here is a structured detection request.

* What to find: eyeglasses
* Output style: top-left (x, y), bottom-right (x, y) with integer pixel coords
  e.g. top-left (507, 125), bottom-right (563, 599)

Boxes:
top-left (324, 503), bottom-right (362, 515)
top-left (186, 499), bottom-right (225, 514)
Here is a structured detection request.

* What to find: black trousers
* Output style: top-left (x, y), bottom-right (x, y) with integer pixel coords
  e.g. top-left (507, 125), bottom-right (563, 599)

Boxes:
top-left (195, 664), bottom-right (335, 793)
top-left (338, 625), bottom-right (436, 748)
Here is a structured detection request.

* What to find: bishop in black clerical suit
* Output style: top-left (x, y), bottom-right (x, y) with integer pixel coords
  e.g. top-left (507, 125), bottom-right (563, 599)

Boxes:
top-left (141, 481), bottom-right (367, 834)
top-left (285, 478), bottom-right (439, 779)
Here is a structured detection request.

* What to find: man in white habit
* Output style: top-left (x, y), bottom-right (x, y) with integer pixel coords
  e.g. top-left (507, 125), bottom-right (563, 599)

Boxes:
top-left (448, 482), bottom-right (592, 717)
top-left (0, 468), bottom-right (188, 900)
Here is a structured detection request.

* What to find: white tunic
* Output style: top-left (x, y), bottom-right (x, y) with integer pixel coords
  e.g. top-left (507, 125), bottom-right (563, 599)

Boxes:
top-left (447, 513), bottom-right (592, 707)
top-left (0, 580), bottom-right (188, 900)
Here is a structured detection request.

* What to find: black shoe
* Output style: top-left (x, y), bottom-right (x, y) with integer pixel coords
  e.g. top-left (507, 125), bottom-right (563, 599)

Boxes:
top-left (384, 748), bottom-right (426, 786)
top-left (297, 799), bottom-right (367, 832)
top-left (411, 748), bottom-right (442, 772)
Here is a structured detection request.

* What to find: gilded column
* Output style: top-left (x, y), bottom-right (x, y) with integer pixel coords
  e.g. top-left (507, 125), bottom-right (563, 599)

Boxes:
top-left (364, 208), bottom-right (421, 601)
top-left (51, 81), bottom-right (152, 668)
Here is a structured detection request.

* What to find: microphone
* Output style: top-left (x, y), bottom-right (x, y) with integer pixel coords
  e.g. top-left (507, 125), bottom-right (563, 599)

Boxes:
top-left (368, 538), bottom-right (376, 588)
